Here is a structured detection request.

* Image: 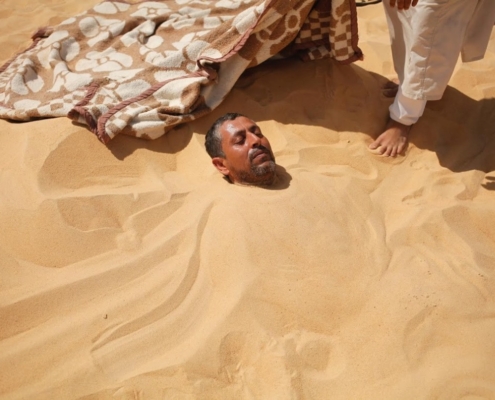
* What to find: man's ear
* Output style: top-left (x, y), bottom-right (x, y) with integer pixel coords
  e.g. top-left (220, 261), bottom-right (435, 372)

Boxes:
top-left (212, 157), bottom-right (230, 177)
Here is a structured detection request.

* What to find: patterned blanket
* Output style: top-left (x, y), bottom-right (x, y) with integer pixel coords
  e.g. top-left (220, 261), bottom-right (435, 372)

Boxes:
top-left (0, 0), bottom-right (361, 143)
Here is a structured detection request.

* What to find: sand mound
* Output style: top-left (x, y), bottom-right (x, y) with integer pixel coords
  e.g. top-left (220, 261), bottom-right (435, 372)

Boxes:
top-left (1, 1), bottom-right (495, 399)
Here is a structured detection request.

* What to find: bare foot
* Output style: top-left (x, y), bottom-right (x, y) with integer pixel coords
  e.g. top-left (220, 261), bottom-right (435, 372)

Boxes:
top-left (382, 80), bottom-right (399, 98)
top-left (369, 119), bottom-right (411, 157)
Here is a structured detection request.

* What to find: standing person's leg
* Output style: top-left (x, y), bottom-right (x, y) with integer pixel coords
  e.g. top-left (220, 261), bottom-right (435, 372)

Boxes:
top-left (402, 0), bottom-right (478, 101)
top-left (370, 0), bottom-right (424, 156)
top-left (380, 0), bottom-right (408, 99)
top-left (382, 0), bottom-right (409, 86)
top-left (370, 86), bottom-right (426, 157)
top-left (461, 0), bottom-right (495, 62)
top-left (370, 0), bottom-right (479, 157)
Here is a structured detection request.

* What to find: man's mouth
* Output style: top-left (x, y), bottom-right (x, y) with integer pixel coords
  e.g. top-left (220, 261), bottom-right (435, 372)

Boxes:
top-left (250, 148), bottom-right (271, 162)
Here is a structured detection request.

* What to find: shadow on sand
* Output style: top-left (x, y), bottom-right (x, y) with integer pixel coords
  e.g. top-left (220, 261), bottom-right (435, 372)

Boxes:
top-left (104, 56), bottom-right (495, 186)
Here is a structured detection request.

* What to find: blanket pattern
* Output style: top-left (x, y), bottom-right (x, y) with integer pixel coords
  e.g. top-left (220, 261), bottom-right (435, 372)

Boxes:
top-left (0, 0), bottom-right (361, 143)
top-left (293, 0), bottom-right (361, 62)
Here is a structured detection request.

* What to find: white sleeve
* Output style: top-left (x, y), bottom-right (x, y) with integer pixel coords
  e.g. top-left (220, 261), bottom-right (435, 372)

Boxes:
top-left (389, 86), bottom-right (427, 126)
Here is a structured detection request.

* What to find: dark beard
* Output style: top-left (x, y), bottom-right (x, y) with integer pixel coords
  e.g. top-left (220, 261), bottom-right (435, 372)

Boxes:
top-left (252, 161), bottom-right (276, 177)
top-left (237, 160), bottom-right (276, 186)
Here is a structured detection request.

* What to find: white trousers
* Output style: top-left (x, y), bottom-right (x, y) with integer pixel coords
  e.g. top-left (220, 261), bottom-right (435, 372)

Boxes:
top-left (384, 0), bottom-right (495, 125)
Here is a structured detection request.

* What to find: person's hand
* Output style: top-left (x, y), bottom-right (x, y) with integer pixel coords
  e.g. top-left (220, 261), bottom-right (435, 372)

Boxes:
top-left (389, 0), bottom-right (418, 10)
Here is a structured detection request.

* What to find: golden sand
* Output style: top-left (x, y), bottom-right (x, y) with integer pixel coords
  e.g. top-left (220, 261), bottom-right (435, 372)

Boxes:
top-left (1, 1), bottom-right (495, 399)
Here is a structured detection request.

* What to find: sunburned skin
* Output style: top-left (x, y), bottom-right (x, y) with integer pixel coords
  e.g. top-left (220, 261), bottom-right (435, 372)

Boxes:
top-left (370, 0), bottom-right (419, 157)
top-left (368, 79), bottom-right (408, 157)
top-left (369, 118), bottom-right (410, 157)
top-left (212, 116), bottom-right (277, 186)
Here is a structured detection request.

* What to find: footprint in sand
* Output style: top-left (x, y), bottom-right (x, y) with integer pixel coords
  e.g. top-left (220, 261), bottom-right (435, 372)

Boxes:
top-left (218, 331), bottom-right (292, 397)
top-left (218, 330), bottom-right (346, 395)
top-left (290, 331), bottom-right (346, 379)
top-left (401, 187), bottom-right (424, 204)
top-left (410, 159), bottom-right (431, 170)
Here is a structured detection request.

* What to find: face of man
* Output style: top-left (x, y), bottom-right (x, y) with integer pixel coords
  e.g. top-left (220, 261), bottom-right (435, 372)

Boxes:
top-left (212, 116), bottom-right (276, 186)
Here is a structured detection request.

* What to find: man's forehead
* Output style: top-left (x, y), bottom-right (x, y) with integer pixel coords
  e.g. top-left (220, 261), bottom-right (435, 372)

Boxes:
top-left (221, 117), bottom-right (258, 136)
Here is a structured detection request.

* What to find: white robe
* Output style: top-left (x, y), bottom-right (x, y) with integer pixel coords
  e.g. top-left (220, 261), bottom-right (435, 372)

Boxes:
top-left (384, 0), bottom-right (495, 124)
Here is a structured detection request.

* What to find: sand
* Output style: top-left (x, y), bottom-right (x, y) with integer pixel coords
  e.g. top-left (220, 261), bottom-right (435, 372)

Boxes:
top-left (1, 1), bottom-right (495, 399)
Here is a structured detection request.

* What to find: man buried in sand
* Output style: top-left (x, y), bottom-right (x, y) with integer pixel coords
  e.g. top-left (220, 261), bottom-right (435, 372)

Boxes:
top-left (369, 0), bottom-right (495, 157)
top-left (205, 113), bottom-right (277, 186)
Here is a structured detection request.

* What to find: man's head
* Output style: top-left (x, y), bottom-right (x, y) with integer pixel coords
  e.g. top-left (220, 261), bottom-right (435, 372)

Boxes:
top-left (205, 113), bottom-right (276, 186)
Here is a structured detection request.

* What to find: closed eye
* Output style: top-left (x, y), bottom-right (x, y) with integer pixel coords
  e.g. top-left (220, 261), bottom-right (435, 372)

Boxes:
top-left (250, 127), bottom-right (263, 138)
top-left (233, 135), bottom-right (245, 145)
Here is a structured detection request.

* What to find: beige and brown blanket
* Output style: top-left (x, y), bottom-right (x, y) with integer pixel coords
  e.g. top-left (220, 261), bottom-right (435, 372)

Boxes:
top-left (0, 0), bottom-right (361, 143)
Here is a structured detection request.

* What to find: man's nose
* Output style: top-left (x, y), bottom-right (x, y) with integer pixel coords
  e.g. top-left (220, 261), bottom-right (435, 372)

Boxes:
top-left (248, 132), bottom-right (262, 147)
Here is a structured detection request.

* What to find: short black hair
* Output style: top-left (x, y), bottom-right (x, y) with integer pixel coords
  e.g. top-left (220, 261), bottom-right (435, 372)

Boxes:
top-left (205, 112), bottom-right (246, 158)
